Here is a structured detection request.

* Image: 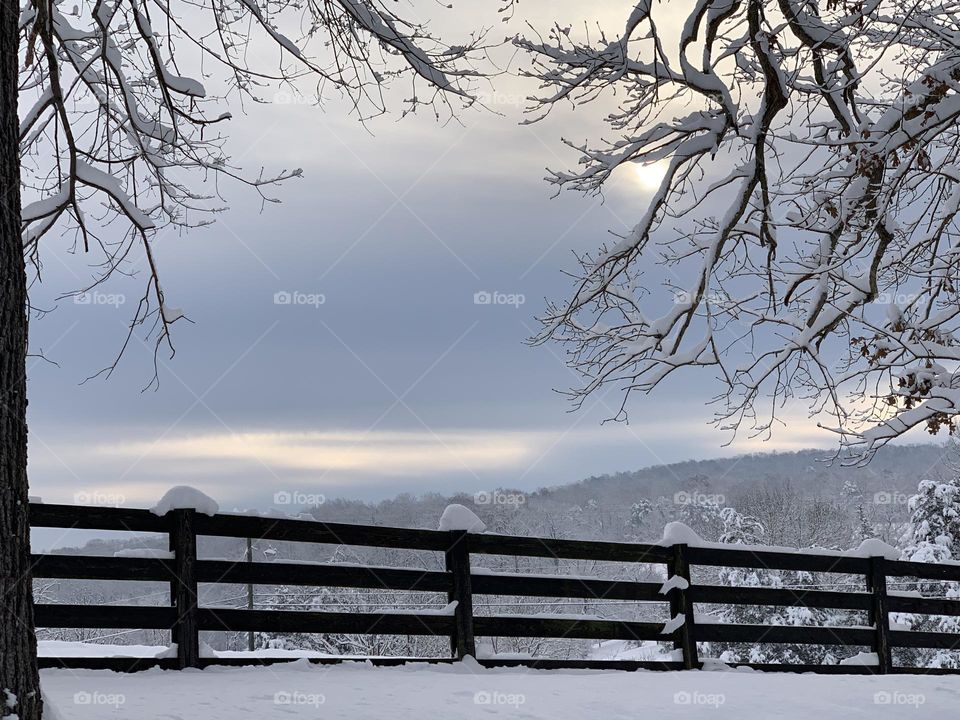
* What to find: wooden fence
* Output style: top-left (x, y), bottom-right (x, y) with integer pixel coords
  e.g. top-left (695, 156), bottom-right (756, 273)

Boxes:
top-left (29, 502), bottom-right (960, 674)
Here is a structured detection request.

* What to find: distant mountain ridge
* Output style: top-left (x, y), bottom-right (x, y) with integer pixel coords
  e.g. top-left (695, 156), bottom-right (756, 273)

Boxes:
top-left (537, 443), bottom-right (952, 508)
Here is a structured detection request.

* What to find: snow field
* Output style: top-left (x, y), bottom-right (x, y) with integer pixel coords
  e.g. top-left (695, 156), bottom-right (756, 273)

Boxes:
top-left (40, 659), bottom-right (958, 719)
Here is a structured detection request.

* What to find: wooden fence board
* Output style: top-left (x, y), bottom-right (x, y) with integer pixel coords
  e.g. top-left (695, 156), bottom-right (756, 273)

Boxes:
top-left (32, 554), bottom-right (176, 582)
top-left (194, 513), bottom-right (449, 552)
top-left (35, 604), bottom-right (176, 630)
top-left (196, 559), bottom-right (451, 592)
top-left (473, 616), bottom-right (665, 641)
top-left (471, 574), bottom-right (663, 602)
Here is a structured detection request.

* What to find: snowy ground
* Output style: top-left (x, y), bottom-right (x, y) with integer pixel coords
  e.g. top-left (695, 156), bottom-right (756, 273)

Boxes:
top-left (41, 659), bottom-right (958, 719)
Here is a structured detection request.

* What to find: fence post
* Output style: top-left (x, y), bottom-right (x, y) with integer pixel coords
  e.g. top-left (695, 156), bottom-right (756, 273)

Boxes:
top-left (246, 537), bottom-right (255, 652)
top-left (668, 543), bottom-right (699, 670)
top-left (867, 556), bottom-right (892, 673)
top-left (169, 508), bottom-right (200, 669)
top-left (445, 530), bottom-right (476, 660)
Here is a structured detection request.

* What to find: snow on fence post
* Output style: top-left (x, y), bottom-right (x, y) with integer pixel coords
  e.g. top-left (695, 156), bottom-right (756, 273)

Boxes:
top-left (169, 508), bottom-right (201, 669)
top-left (867, 556), bottom-right (892, 673)
top-left (444, 530), bottom-right (476, 660)
top-left (668, 543), bottom-right (699, 669)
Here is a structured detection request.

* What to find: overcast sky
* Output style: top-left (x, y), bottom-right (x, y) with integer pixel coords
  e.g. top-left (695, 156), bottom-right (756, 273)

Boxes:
top-left (22, 1), bottom-right (935, 514)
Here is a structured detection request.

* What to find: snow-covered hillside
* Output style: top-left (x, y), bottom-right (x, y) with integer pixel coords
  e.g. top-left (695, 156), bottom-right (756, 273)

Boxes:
top-left (40, 660), bottom-right (953, 719)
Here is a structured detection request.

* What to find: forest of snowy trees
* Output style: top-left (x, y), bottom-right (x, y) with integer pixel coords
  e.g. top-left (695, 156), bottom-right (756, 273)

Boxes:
top-left (30, 444), bottom-right (960, 668)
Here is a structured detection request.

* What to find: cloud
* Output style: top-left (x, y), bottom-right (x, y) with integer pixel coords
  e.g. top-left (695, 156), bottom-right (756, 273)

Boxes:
top-left (93, 429), bottom-right (544, 479)
top-left (29, 427), bottom-right (561, 507)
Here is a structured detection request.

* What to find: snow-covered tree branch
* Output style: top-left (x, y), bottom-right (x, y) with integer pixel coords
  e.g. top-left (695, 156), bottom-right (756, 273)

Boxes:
top-left (17, 0), bottom-right (496, 382)
top-left (521, 0), bottom-right (960, 457)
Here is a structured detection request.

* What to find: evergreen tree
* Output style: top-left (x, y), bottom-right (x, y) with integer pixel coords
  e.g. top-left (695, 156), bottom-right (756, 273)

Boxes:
top-left (855, 504), bottom-right (876, 543)
top-left (628, 499), bottom-right (654, 533)
top-left (897, 474), bottom-right (960, 667)
top-left (901, 477), bottom-right (960, 563)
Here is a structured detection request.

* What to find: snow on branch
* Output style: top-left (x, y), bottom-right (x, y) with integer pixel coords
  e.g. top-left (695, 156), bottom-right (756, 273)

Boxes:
top-left (18, 0), bottom-right (499, 384)
top-left (520, 0), bottom-right (960, 458)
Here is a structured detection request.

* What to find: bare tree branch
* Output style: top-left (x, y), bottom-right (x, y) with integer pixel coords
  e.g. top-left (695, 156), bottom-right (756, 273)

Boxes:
top-left (18, 0), bottom-right (501, 379)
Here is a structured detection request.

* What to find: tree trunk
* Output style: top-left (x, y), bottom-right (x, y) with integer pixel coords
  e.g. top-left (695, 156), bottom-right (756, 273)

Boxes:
top-left (0, 0), bottom-right (41, 716)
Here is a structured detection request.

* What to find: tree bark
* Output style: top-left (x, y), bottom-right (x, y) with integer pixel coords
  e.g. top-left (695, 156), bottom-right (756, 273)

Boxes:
top-left (0, 0), bottom-right (41, 716)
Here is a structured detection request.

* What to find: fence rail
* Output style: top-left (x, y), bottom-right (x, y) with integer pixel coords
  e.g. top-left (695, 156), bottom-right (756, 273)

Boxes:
top-left (29, 502), bottom-right (960, 674)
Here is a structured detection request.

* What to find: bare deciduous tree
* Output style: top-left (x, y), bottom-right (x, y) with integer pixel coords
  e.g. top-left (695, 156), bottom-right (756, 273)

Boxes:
top-left (520, 1), bottom-right (960, 457)
top-left (2, 1), bottom-right (497, 716)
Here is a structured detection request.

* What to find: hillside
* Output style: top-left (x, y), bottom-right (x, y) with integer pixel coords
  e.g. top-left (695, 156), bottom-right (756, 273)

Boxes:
top-left (536, 444), bottom-right (951, 508)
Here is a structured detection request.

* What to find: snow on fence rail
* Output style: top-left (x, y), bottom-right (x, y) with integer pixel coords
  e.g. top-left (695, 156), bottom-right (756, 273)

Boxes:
top-left (28, 502), bottom-right (960, 675)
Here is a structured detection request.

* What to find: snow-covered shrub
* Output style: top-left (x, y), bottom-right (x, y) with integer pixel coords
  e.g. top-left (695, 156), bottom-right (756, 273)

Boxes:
top-left (705, 507), bottom-right (863, 665)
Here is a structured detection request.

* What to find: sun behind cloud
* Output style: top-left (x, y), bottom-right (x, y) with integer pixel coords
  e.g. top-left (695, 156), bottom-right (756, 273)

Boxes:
top-left (632, 161), bottom-right (669, 191)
